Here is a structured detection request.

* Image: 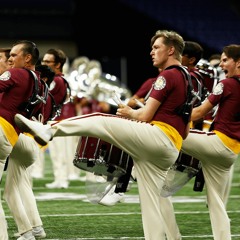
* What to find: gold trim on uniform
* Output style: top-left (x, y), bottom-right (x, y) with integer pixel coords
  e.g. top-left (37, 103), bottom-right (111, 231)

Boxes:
top-left (0, 116), bottom-right (18, 146)
top-left (214, 130), bottom-right (240, 154)
top-left (151, 120), bottom-right (183, 150)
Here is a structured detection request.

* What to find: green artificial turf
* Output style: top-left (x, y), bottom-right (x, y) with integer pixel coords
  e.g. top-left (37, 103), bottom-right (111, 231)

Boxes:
top-left (1, 151), bottom-right (239, 239)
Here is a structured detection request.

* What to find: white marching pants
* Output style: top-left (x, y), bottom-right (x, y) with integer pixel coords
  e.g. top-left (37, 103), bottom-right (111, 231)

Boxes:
top-left (0, 126), bottom-right (14, 239)
top-left (4, 134), bottom-right (43, 235)
top-left (50, 113), bottom-right (180, 240)
top-left (182, 131), bottom-right (237, 240)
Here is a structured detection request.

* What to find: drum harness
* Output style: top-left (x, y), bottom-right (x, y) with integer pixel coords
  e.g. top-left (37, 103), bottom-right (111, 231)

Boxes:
top-left (176, 66), bottom-right (205, 192)
top-left (3, 74), bottom-right (72, 175)
top-left (165, 65), bottom-right (197, 124)
top-left (145, 65), bottom-right (197, 122)
top-left (192, 70), bottom-right (209, 104)
top-left (163, 66), bottom-right (206, 193)
top-left (18, 68), bottom-right (49, 119)
top-left (48, 76), bottom-right (73, 121)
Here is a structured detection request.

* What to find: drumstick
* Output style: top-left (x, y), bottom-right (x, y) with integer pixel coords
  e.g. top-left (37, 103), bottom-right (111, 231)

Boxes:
top-left (134, 98), bottom-right (145, 108)
top-left (112, 97), bottom-right (120, 106)
top-left (113, 90), bottom-right (124, 107)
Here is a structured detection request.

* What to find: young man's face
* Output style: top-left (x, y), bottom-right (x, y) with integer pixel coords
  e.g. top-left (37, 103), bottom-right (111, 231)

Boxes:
top-left (9, 44), bottom-right (29, 68)
top-left (150, 37), bottom-right (171, 69)
top-left (219, 52), bottom-right (238, 78)
top-left (42, 53), bottom-right (58, 73)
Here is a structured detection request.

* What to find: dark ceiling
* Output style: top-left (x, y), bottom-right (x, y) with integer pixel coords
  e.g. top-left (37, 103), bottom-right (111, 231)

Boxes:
top-left (1, 0), bottom-right (239, 93)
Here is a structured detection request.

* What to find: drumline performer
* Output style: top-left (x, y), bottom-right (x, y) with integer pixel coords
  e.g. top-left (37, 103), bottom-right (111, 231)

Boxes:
top-left (14, 30), bottom-right (196, 240)
top-left (162, 41), bottom-right (229, 197)
top-left (3, 64), bottom-right (58, 240)
top-left (0, 47), bottom-right (13, 240)
top-left (0, 40), bottom-right (46, 240)
top-left (164, 41), bottom-right (206, 195)
top-left (101, 41), bottom-right (206, 238)
top-left (182, 44), bottom-right (240, 240)
top-left (113, 41), bottom-right (205, 200)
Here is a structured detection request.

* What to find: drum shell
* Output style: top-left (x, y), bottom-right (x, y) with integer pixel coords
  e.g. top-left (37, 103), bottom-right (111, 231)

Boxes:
top-left (73, 136), bottom-right (130, 178)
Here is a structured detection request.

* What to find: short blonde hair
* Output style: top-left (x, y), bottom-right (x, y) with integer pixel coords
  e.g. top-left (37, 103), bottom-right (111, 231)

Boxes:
top-left (151, 30), bottom-right (185, 62)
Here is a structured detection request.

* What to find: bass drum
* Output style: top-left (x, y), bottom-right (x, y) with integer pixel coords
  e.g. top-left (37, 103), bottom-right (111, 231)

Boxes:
top-left (161, 151), bottom-right (202, 197)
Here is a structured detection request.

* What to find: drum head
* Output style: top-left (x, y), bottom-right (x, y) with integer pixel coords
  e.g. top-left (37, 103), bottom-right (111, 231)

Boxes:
top-left (160, 165), bottom-right (198, 197)
top-left (161, 152), bottom-right (201, 197)
top-left (85, 172), bottom-right (119, 204)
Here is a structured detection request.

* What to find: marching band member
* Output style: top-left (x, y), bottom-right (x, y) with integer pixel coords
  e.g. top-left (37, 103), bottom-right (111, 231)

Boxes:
top-left (42, 49), bottom-right (79, 189)
top-left (0, 41), bottom-right (45, 240)
top-left (182, 44), bottom-right (240, 240)
top-left (0, 47), bottom-right (12, 240)
top-left (14, 30), bottom-right (191, 240)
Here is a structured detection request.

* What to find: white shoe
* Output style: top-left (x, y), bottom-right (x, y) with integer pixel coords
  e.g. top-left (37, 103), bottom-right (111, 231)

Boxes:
top-left (14, 227), bottom-right (46, 239)
top-left (14, 114), bottom-right (52, 146)
top-left (45, 181), bottom-right (69, 189)
top-left (99, 186), bottom-right (125, 206)
top-left (17, 230), bottom-right (36, 240)
top-left (32, 226), bottom-right (46, 238)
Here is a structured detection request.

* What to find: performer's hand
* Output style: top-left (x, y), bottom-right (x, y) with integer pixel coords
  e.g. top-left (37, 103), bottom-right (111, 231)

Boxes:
top-left (116, 105), bottom-right (134, 119)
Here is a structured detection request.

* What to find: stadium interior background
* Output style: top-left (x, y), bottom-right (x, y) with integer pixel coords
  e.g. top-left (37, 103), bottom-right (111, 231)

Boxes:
top-left (1, 0), bottom-right (240, 94)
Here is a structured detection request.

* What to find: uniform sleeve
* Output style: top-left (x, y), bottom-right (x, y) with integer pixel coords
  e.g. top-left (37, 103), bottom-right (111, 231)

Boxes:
top-left (0, 71), bottom-right (15, 92)
top-left (149, 74), bottom-right (169, 102)
top-left (207, 81), bottom-right (224, 106)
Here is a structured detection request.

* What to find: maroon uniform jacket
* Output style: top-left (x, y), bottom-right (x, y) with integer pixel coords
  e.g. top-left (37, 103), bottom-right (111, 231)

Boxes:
top-left (150, 67), bottom-right (189, 138)
top-left (0, 68), bottom-right (43, 134)
top-left (208, 76), bottom-right (240, 141)
top-left (43, 73), bottom-right (71, 122)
